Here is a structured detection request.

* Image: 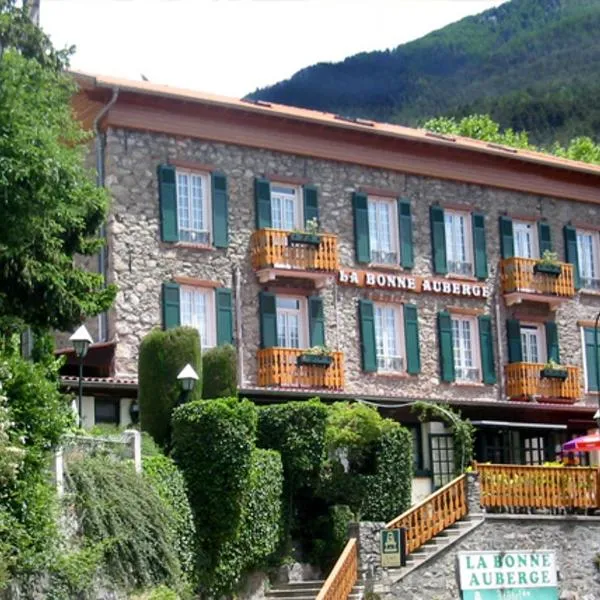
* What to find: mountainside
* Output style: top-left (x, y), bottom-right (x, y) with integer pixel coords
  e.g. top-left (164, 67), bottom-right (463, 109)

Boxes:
top-left (248, 0), bottom-right (600, 145)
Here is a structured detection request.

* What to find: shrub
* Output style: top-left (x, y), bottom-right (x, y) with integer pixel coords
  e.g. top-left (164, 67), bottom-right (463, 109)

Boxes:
top-left (66, 456), bottom-right (184, 592)
top-left (171, 398), bottom-right (257, 592)
top-left (138, 327), bottom-right (202, 449)
top-left (307, 504), bottom-right (353, 571)
top-left (143, 455), bottom-right (196, 579)
top-left (202, 344), bottom-right (237, 399)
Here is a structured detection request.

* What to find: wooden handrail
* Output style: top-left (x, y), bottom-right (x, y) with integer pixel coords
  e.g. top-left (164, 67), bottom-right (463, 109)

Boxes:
top-left (505, 362), bottom-right (581, 402)
top-left (477, 463), bottom-right (600, 510)
top-left (316, 537), bottom-right (358, 600)
top-left (386, 474), bottom-right (467, 554)
top-left (500, 257), bottom-right (575, 297)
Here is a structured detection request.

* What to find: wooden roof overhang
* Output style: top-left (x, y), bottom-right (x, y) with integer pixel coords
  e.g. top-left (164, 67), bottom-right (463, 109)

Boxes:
top-left (72, 73), bottom-right (600, 206)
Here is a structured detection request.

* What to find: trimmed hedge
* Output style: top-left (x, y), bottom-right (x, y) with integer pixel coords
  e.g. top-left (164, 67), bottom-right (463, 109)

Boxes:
top-left (202, 344), bottom-right (237, 399)
top-left (138, 327), bottom-right (202, 448)
top-left (143, 455), bottom-right (196, 579)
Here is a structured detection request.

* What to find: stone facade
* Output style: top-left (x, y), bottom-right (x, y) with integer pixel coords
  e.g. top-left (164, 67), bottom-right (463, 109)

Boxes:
top-left (97, 126), bottom-right (600, 406)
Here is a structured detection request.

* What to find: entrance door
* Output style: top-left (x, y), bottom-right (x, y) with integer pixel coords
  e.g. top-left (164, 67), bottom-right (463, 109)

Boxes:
top-left (430, 434), bottom-right (454, 489)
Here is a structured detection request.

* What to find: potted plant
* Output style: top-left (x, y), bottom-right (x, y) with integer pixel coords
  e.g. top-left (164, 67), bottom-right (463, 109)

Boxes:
top-left (540, 359), bottom-right (569, 380)
top-left (288, 217), bottom-right (321, 247)
top-left (297, 345), bottom-right (334, 367)
top-left (534, 250), bottom-right (562, 276)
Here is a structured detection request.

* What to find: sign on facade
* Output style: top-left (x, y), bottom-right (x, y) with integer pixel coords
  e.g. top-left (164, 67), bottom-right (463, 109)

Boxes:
top-left (380, 529), bottom-right (405, 568)
top-left (458, 550), bottom-right (558, 600)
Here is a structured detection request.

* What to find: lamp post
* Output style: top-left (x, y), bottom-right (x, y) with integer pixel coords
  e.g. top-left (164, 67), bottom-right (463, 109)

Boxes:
top-left (177, 363), bottom-right (199, 406)
top-left (69, 325), bottom-right (93, 428)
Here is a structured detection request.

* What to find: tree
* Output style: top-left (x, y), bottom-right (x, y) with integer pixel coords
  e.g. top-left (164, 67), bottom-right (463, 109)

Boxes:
top-left (0, 0), bottom-right (115, 333)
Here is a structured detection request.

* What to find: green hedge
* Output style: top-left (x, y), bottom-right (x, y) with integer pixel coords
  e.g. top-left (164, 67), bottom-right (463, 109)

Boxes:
top-left (202, 344), bottom-right (237, 399)
top-left (138, 327), bottom-right (202, 448)
top-left (143, 455), bottom-right (196, 579)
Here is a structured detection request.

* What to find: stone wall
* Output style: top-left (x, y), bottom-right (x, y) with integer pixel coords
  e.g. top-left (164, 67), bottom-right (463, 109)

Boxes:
top-left (102, 127), bottom-right (600, 404)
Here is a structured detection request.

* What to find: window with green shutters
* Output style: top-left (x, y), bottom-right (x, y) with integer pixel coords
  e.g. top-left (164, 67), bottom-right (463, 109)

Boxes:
top-left (162, 282), bottom-right (233, 349)
top-left (157, 164), bottom-right (229, 247)
top-left (563, 224), bottom-right (581, 289)
top-left (583, 327), bottom-right (600, 392)
top-left (499, 217), bottom-right (552, 260)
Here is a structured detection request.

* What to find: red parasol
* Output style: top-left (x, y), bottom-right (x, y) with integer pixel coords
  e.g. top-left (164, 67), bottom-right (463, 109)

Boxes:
top-left (562, 433), bottom-right (600, 452)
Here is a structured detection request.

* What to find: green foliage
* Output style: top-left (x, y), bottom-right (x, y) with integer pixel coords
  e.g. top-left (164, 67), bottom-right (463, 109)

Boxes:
top-left (138, 327), bottom-right (202, 449)
top-left (413, 401), bottom-right (475, 475)
top-left (47, 543), bottom-right (104, 600)
top-left (143, 455), bottom-right (196, 578)
top-left (250, 0), bottom-right (600, 147)
top-left (307, 504), bottom-right (353, 571)
top-left (201, 344), bottom-right (237, 399)
top-left (88, 424), bottom-right (163, 458)
top-left (67, 456), bottom-right (185, 592)
top-left (171, 398), bottom-right (258, 593)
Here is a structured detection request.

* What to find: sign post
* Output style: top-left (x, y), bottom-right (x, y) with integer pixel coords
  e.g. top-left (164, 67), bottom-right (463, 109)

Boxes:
top-left (458, 550), bottom-right (559, 600)
top-left (380, 529), bottom-right (406, 568)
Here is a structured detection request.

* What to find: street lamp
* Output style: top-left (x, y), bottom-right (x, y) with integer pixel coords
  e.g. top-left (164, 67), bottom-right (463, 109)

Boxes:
top-left (177, 363), bottom-right (199, 405)
top-left (70, 325), bottom-right (93, 427)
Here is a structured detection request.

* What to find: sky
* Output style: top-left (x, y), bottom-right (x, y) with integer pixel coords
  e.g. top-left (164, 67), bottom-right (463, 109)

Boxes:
top-left (40, 0), bottom-right (510, 98)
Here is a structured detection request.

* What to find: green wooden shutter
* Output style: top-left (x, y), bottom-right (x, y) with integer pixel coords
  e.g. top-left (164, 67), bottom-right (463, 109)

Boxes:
top-left (403, 303), bottom-right (420, 374)
top-left (499, 216), bottom-right (514, 259)
top-left (538, 222), bottom-right (552, 255)
top-left (437, 311), bottom-right (455, 382)
top-left (472, 213), bottom-right (488, 280)
top-left (430, 205), bottom-right (447, 274)
top-left (212, 172), bottom-right (229, 248)
top-left (216, 288), bottom-right (233, 346)
top-left (308, 296), bottom-right (325, 347)
top-left (259, 292), bottom-right (277, 349)
top-left (353, 192), bottom-right (371, 263)
top-left (564, 225), bottom-right (580, 289)
top-left (162, 282), bottom-right (180, 329)
top-left (398, 198), bottom-right (414, 269)
top-left (158, 164), bottom-right (178, 242)
top-left (545, 321), bottom-right (560, 363)
top-left (478, 315), bottom-right (496, 384)
top-left (303, 185), bottom-right (319, 227)
top-left (506, 319), bottom-right (522, 363)
top-left (255, 178), bottom-right (272, 229)
top-left (584, 328), bottom-right (600, 392)
top-left (359, 299), bottom-right (377, 372)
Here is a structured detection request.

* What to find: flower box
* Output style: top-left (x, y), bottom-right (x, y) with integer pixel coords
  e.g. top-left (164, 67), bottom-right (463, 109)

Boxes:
top-left (533, 263), bottom-right (562, 277)
top-left (288, 232), bottom-right (321, 247)
top-left (540, 367), bottom-right (569, 380)
top-left (297, 353), bottom-right (333, 367)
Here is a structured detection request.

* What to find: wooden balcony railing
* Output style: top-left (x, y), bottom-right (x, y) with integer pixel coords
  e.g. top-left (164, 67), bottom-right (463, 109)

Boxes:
top-left (500, 257), bottom-right (575, 299)
top-left (250, 228), bottom-right (339, 273)
top-left (505, 362), bottom-right (581, 402)
top-left (316, 538), bottom-right (358, 600)
top-left (386, 474), bottom-right (467, 555)
top-left (257, 348), bottom-right (344, 390)
top-left (477, 463), bottom-right (600, 510)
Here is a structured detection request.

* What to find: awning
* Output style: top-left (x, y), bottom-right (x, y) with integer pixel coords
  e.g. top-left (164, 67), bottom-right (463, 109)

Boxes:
top-left (470, 420), bottom-right (567, 430)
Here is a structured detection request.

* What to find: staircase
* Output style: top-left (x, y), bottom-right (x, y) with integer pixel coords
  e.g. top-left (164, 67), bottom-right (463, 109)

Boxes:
top-left (265, 580), bottom-right (365, 600)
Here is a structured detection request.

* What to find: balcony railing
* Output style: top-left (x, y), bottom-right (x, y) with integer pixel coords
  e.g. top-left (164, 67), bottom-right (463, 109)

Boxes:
top-left (250, 228), bottom-right (339, 273)
top-left (505, 362), bottom-right (581, 402)
top-left (257, 348), bottom-right (344, 390)
top-left (500, 257), bottom-right (575, 302)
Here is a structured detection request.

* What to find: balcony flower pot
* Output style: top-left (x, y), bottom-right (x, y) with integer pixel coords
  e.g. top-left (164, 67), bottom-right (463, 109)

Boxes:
top-left (288, 232), bottom-right (321, 247)
top-left (533, 263), bottom-right (562, 277)
top-left (297, 353), bottom-right (333, 367)
top-left (540, 367), bottom-right (569, 380)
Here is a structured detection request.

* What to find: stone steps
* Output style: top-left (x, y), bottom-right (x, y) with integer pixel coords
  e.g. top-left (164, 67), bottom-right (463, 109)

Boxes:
top-left (266, 579), bottom-right (365, 600)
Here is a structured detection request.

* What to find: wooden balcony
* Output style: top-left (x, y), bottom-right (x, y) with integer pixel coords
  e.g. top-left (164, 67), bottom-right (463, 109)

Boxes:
top-left (257, 348), bottom-right (344, 390)
top-left (505, 362), bottom-right (581, 403)
top-left (250, 228), bottom-right (339, 287)
top-left (500, 257), bottom-right (575, 309)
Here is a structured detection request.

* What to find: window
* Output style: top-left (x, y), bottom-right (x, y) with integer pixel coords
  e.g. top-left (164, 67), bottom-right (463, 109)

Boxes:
top-left (374, 303), bottom-right (404, 372)
top-left (451, 316), bottom-right (480, 382)
top-left (520, 324), bottom-right (545, 364)
top-left (180, 286), bottom-right (215, 350)
top-left (276, 296), bottom-right (307, 348)
top-left (513, 221), bottom-right (538, 259)
top-left (444, 210), bottom-right (473, 276)
top-left (430, 433), bottom-right (454, 489)
top-left (94, 398), bottom-right (120, 425)
top-left (577, 230), bottom-right (600, 290)
top-left (368, 197), bottom-right (399, 265)
top-left (175, 170), bottom-right (211, 244)
top-left (271, 185), bottom-right (302, 231)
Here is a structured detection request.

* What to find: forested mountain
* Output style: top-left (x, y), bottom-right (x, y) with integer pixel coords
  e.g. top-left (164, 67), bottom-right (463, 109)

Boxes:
top-left (248, 0), bottom-right (600, 146)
